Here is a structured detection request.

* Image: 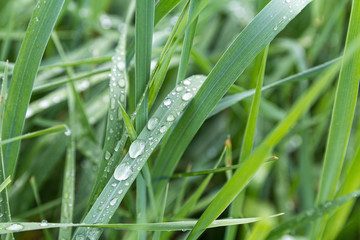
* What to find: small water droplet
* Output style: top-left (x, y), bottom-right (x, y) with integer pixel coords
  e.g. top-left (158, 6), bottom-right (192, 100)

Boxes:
top-left (110, 198), bottom-right (118, 206)
top-left (125, 182), bottom-right (129, 186)
top-left (110, 98), bottom-right (116, 109)
top-left (164, 98), bottom-right (172, 106)
top-left (160, 125), bottom-right (168, 133)
top-left (182, 93), bottom-right (193, 101)
top-left (176, 86), bottom-right (183, 92)
top-left (274, 26), bottom-right (278, 31)
top-left (40, 220), bottom-right (48, 226)
top-left (35, 17), bottom-right (39, 22)
top-left (117, 62), bottom-right (125, 70)
top-left (166, 115), bottom-right (175, 122)
top-left (64, 129), bottom-right (72, 136)
top-left (111, 183), bottom-right (117, 187)
top-left (129, 140), bottom-right (145, 158)
top-left (6, 224), bottom-right (24, 231)
top-left (114, 141), bottom-right (121, 152)
top-left (114, 163), bottom-right (133, 181)
top-left (183, 80), bottom-right (190, 86)
top-left (147, 118), bottom-right (159, 130)
top-left (105, 151), bottom-right (111, 160)
top-left (118, 79), bottom-right (125, 88)
top-left (118, 190), bottom-right (123, 194)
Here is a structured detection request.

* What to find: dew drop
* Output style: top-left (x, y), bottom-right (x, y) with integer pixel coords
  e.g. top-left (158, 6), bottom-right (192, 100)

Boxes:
top-left (110, 98), bottom-right (116, 109)
top-left (118, 79), bottom-right (125, 88)
top-left (105, 151), bottom-right (111, 160)
top-left (114, 163), bottom-right (133, 181)
top-left (182, 93), bottom-right (193, 101)
top-left (147, 118), bottom-right (159, 130)
top-left (164, 98), bottom-right (172, 106)
top-left (35, 17), bottom-right (39, 22)
top-left (40, 220), bottom-right (48, 226)
top-left (118, 190), bottom-right (123, 194)
top-left (129, 140), bottom-right (145, 158)
top-left (110, 198), bottom-right (118, 206)
top-left (6, 224), bottom-right (24, 231)
top-left (176, 86), bottom-right (183, 92)
top-left (64, 129), bottom-right (72, 136)
top-left (160, 125), bottom-right (168, 133)
top-left (166, 115), bottom-right (175, 122)
top-left (183, 80), bottom-right (190, 86)
top-left (114, 141), bottom-right (121, 152)
top-left (117, 62), bottom-right (125, 70)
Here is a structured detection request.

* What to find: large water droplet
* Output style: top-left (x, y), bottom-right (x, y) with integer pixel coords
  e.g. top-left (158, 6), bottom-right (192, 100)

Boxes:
top-left (114, 163), bottom-right (132, 181)
top-left (117, 62), bottom-right (125, 70)
top-left (6, 224), bottom-right (24, 231)
top-left (118, 79), bottom-right (125, 88)
top-left (110, 198), bottom-right (118, 206)
top-left (147, 118), bottom-right (159, 130)
top-left (164, 98), bottom-right (172, 106)
top-left (176, 86), bottom-right (183, 92)
top-left (129, 140), bottom-right (145, 158)
top-left (182, 93), bottom-right (193, 101)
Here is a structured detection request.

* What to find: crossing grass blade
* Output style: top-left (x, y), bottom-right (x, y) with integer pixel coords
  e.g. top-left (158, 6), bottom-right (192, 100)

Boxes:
top-left (310, 0), bottom-right (360, 238)
top-left (0, 216), bottom-right (281, 234)
top-left (72, 75), bottom-right (206, 240)
top-left (0, 177), bottom-right (11, 193)
top-left (1, 0), bottom-right (65, 178)
top-left (266, 190), bottom-right (360, 240)
top-left (0, 125), bottom-right (68, 145)
top-left (152, 0), bottom-right (313, 201)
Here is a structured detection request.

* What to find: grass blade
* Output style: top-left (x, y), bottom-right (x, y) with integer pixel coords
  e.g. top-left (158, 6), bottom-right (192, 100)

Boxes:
top-left (1, 0), bottom-right (65, 177)
top-left (310, 0), bottom-right (360, 238)
top-left (267, 190), bottom-right (360, 240)
top-left (152, 0), bottom-right (312, 201)
top-left (0, 176), bottom-right (11, 193)
top-left (0, 125), bottom-right (68, 146)
top-left (72, 75), bottom-right (206, 240)
top-left (186, 48), bottom-right (341, 240)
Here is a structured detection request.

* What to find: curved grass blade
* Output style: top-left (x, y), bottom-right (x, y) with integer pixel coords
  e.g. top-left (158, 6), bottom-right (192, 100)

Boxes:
top-left (310, 0), bottom-right (360, 238)
top-left (1, 0), bottom-right (65, 177)
top-left (118, 101), bottom-right (137, 142)
top-left (0, 125), bottom-right (68, 146)
top-left (186, 48), bottom-right (342, 240)
top-left (155, 0), bottom-right (184, 25)
top-left (267, 190), bottom-right (360, 240)
top-left (72, 75), bottom-right (206, 240)
top-left (0, 216), bottom-right (280, 234)
top-left (152, 0), bottom-right (313, 201)
top-left (86, 30), bottom-right (129, 210)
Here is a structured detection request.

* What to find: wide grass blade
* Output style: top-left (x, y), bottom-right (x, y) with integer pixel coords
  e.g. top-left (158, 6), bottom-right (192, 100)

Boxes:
top-left (0, 176), bottom-right (11, 193)
top-left (1, 0), bottom-right (65, 177)
top-left (310, 0), bottom-right (360, 238)
top-left (152, 0), bottom-right (312, 202)
top-left (72, 75), bottom-right (206, 240)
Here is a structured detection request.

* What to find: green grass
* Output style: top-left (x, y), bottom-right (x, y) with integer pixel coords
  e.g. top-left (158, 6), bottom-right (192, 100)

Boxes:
top-left (1, 0), bottom-right (360, 239)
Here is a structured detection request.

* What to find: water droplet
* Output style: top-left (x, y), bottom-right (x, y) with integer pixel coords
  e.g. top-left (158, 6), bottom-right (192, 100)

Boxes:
top-left (110, 98), bottom-right (116, 109)
top-left (118, 79), bottom-right (125, 88)
top-left (117, 62), bottom-right (125, 70)
top-left (166, 115), bottom-right (175, 122)
top-left (40, 220), bottom-right (48, 226)
top-left (125, 182), bottom-right (129, 186)
top-left (147, 118), bottom-right (159, 130)
top-left (274, 26), bottom-right (278, 31)
top-left (64, 129), bottom-right (72, 136)
top-left (110, 198), bottom-right (118, 206)
top-left (183, 80), bottom-right (190, 86)
top-left (100, 14), bottom-right (112, 29)
top-left (35, 17), bottom-right (39, 22)
top-left (164, 98), bottom-right (172, 106)
top-left (114, 163), bottom-right (133, 181)
top-left (129, 140), bottom-right (145, 158)
top-left (111, 183), bottom-right (117, 187)
top-left (114, 141), bottom-right (122, 152)
top-left (6, 224), bottom-right (24, 231)
top-left (105, 151), bottom-right (111, 160)
top-left (176, 86), bottom-right (183, 92)
top-left (182, 93), bottom-right (193, 101)
top-left (118, 190), bottom-right (123, 194)
top-left (285, 0), bottom-right (291, 2)
top-left (110, 114), bottom-right (114, 121)
top-left (160, 125), bottom-right (168, 133)
top-left (76, 235), bottom-right (86, 240)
